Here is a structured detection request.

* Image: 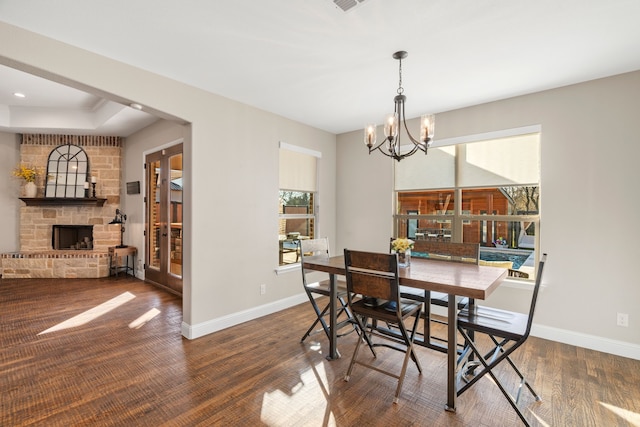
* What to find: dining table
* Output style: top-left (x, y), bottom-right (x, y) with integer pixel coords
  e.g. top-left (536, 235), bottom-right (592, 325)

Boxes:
top-left (302, 254), bottom-right (508, 412)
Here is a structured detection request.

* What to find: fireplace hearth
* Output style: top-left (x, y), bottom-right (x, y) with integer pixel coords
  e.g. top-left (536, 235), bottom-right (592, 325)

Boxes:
top-left (52, 225), bottom-right (94, 250)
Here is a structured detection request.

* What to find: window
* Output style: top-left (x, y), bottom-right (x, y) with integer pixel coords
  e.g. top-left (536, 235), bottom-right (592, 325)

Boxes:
top-left (278, 143), bottom-right (320, 266)
top-left (394, 128), bottom-right (541, 280)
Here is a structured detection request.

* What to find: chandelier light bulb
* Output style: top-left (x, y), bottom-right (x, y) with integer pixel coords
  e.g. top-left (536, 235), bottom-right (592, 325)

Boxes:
top-left (384, 113), bottom-right (398, 139)
top-left (364, 124), bottom-right (377, 148)
top-left (420, 114), bottom-right (435, 145)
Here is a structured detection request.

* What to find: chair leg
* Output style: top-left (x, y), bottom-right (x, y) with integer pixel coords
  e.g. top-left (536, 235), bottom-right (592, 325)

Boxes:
top-left (488, 336), bottom-right (541, 403)
top-left (301, 293), bottom-right (359, 343)
top-left (300, 300), bottom-right (330, 342)
top-left (457, 328), bottom-right (537, 426)
top-left (344, 316), bottom-right (376, 382)
top-left (394, 342), bottom-right (414, 404)
top-left (406, 309), bottom-right (423, 373)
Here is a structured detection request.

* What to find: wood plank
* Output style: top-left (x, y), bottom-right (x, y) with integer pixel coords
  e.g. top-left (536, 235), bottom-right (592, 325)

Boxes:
top-left (1, 277), bottom-right (639, 426)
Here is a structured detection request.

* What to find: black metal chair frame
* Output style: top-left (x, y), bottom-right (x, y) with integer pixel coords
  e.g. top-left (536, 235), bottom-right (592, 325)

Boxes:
top-left (299, 238), bottom-right (356, 344)
top-left (455, 253), bottom-right (547, 426)
top-left (343, 249), bottom-right (423, 404)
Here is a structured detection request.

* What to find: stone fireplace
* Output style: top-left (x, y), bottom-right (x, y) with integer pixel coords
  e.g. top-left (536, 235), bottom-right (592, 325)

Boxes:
top-left (0, 134), bottom-right (125, 279)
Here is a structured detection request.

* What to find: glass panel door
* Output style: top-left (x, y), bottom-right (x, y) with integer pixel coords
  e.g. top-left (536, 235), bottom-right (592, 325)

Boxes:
top-left (145, 144), bottom-right (183, 295)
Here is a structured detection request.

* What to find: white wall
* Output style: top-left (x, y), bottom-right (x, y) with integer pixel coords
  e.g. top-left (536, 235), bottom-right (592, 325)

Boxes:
top-left (0, 22), bottom-right (338, 338)
top-left (337, 71), bottom-right (640, 359)
top-left (0, 131), bottom-right (20, 253)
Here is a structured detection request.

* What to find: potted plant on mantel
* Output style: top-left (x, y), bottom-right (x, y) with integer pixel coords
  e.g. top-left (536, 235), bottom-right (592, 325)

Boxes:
top-left (12, 164), bottom-right (39, 198)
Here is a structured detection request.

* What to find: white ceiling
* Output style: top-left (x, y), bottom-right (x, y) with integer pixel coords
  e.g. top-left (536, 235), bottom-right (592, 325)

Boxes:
top-left (0, 64), bottom-right (159, 136)
top-left (1, 0), bottom-right (639, 137)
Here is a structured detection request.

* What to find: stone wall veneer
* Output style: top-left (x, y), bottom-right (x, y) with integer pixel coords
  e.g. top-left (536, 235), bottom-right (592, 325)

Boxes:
top-left (1, 134), bottom-right (126, 278)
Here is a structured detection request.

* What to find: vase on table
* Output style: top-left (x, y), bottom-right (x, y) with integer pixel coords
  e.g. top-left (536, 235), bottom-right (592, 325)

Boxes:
top-left (24, 181), bottom-right (37, 198)
top-left (396, 249), bottom-right (411, 268)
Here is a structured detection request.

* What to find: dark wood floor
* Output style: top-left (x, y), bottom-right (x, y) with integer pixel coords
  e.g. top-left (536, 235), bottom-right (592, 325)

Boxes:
top-left (2, 277), bottom-right (639, 426)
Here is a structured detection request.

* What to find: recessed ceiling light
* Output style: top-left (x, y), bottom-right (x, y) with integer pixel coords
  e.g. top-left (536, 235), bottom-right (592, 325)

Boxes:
top-left (13, 92), bottom-right (26, 98)
top-left (129, 103), bottom-right (143, 110)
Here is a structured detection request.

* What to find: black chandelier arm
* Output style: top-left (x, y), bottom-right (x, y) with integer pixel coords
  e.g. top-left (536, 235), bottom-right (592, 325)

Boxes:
top-left (367, 137), bottom-right (389, 154)
top-left (368, 137), bottom-right (424, 161)
top-left (398, 99), bottom-right (430, 149)
top-left (400, 115), bottom-right (429, 154)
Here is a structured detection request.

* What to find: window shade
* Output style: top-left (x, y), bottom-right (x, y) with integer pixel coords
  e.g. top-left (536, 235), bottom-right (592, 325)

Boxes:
top-left (279, 148), bottom-right (317, 192)
top-left (394, 146), bottom-right (456, 190)
top-left (394, 133), bottom-right (539, 190)
top-left (459, 133), bottom-right (539, 187)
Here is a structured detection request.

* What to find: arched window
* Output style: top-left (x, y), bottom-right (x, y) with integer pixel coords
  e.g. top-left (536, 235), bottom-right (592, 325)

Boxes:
top-left (45, 144), bottom-right (90, 198)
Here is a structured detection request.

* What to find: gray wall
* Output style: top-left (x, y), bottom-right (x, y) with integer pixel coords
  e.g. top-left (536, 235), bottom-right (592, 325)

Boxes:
top-left (337, 70), bottom-right (640, 358)
top-left (0, 132), bottom-right (20, 253)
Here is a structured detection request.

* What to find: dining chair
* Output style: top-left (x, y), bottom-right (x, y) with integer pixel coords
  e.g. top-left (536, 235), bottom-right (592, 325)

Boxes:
top-left (456, 253), bottom-right (547, 426)
top-left (343, 249), bottom-right (423, 404)
top-left (398, 240), bottom-right (480, 350)
top-left (299, 238), bottom-right (356, 344)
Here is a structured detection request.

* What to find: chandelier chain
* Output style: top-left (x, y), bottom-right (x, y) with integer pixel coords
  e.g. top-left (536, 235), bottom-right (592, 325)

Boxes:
top-left (397, 57), bottom-right (404, 95)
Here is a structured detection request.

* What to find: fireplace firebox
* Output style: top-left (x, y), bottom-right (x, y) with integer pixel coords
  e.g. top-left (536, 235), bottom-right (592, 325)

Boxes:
top-left (52, 225), bottom-right (94, 250)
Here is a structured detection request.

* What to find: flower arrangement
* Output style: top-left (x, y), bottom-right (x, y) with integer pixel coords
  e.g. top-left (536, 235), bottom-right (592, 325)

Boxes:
top-left (391, 238), bottom-right (414, 253)
top-left (12, 164), bottom-right (39, 183)
top-left (494, 237), bottom-right (507, 247)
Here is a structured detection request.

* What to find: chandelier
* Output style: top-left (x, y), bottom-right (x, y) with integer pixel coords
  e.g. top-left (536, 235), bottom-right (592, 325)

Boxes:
top-left (364, 51), bottom-right (435, 161)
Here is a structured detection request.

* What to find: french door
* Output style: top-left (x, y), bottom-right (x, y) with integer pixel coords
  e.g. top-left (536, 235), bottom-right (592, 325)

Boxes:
top-left (145, 144), bottom-right (183, 295)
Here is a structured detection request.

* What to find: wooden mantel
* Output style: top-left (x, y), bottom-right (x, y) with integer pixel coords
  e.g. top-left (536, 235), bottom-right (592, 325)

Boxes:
top-left (19, 197), bottom-right (107, 207)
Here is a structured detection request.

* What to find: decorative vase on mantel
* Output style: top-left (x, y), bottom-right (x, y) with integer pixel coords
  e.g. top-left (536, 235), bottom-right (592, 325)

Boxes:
top-left (24, 181), bottom-right (37, 198)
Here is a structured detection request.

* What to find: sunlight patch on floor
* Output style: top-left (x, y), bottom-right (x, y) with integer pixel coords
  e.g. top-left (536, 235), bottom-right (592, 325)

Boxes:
top-left (261, 362), bottom-right (336, 426)
top-left (129, 308), bottom-right (161, 329)
top-left (600, 401), bottom-right (640, 426)
top-left (38, 291), bottom-right (136, 335)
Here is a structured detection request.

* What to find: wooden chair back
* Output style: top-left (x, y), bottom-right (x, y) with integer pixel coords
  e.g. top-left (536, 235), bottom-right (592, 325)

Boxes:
top-left (412, 240), bottom-right (480, 264)
top-left (343, 250), bottom-right (399, 302)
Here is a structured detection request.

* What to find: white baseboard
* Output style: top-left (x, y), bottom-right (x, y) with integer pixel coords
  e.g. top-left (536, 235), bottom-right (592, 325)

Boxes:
top-left (182, 295), bottom-right (640, 361)
top-left (182, 293), bottom-right (309, 339)
top-left (432, 306), bottom-right (640, 360)
top-left (532, 324), bottom-right (640, 360)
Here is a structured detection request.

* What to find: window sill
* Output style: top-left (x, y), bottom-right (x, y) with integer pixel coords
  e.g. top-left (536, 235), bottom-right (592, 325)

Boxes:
top-left (275, 263), bottom-right (300, 275)
top-left (502, 277), bottom-right (535, 290)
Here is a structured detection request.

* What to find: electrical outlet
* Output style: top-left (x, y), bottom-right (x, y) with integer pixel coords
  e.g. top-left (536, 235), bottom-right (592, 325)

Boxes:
top-left (260, 284), bottom-right (267, 295)
top-left (617, 312), bottom-right (629, 327)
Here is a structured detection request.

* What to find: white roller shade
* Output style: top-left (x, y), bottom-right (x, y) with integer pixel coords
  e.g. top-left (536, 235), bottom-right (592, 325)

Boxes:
top-left (394, 132), bottom-right (540, 190)
top-left (279, 147), bottom-right (317, 192)
top-left (459, 134), bottom-right (539, 187)
top-left (394, 145), bottom-right (456, 190)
